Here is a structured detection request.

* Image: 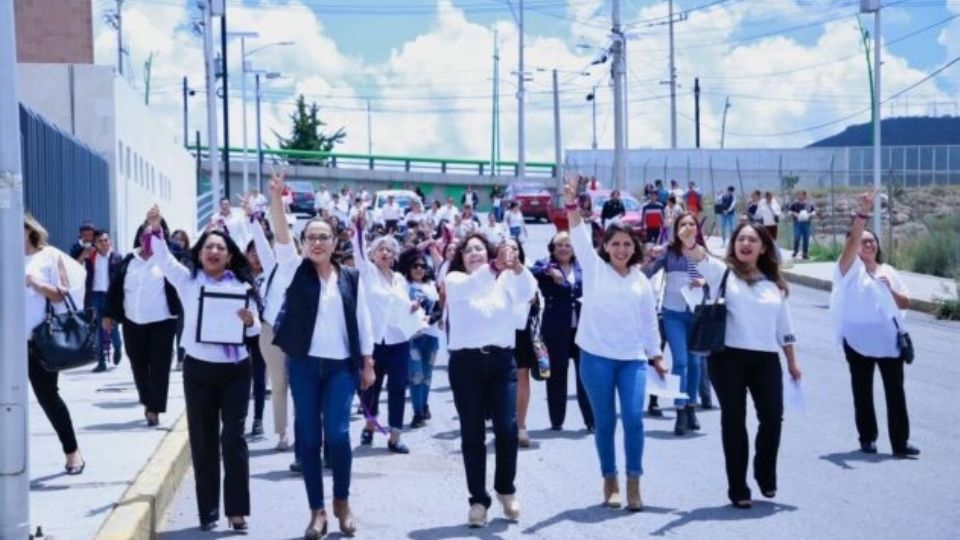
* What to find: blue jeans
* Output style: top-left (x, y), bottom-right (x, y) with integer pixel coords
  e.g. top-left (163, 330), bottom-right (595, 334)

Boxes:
top-left (90, 291), bottom-right (122, 364)
top-left (793, 221), bottom-right (811, 257)
top-left (662, 308), bottom-right (702, 407)
top-left (579, 350), bottom-right (647, 478)
top-left (409, 334), bottom-right (439, 416)
top-left (721, 213), bottom-right (736, 242)
top-left (362, 341), bottom-right (410, 432)
top-left (286, 355), bottom-right (357, 510)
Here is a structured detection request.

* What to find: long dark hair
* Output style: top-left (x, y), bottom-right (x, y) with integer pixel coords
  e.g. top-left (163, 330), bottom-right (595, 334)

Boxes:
top-left (668, 212), bottom-right (705, 254)
top-left (397, 247), bottom-right (435, 283)
top-left (190, 231), bottom-right (261, 303)
top-left (449, 232), bottom-right (493, 274)
top-left (598, 222), bottom-right (643, 267)
top-left (724, 223), bottom-right (788, 295)
top-left (846, 227), bottom-right (883, 264)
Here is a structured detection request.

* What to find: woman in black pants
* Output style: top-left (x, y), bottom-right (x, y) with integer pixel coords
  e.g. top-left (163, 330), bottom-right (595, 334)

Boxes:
top-left (530, 231), bottom-right (594, 432)
top-left (832, 190), bottom-right (918, 458)
top-left (244, 237), bottom-right (268, 437)
top-left (688, 223), bottom-right (802, 509)
top-left (147, 205), bottom-right (260, 532)
top-left (24, 214), bottom-right (85, 474)
top-left (104, 222), bottom-right (182, 427)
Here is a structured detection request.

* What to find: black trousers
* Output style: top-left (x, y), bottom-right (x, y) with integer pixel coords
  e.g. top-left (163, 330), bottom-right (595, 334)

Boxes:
top-left (448, 347), bottom-right (518, 508)
top-left (843, 341), bottom-right (910, 452)
top-left (708, 347), bottom-right (783, 502)
top-left (183, 356), bottom-right (251, 522)
top-left (123, 319), bottom-right (176, 413)
top-left (545, 334), bottom-right (594, 430)
top-left (245, 335), bottom-right (266, 422)
top-left (28, 343), bottom-right (79, 454)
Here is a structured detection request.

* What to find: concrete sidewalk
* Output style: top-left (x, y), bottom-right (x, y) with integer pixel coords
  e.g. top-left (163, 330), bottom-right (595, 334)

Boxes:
top-left (705, 236), bottom-right (958, 314)
top-left (27, 355), bottom-right (187, 540)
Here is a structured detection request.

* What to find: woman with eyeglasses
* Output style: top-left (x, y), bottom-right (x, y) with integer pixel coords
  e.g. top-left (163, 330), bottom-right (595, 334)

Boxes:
top-left (398, 248), bottom-right (442, 428)
top-left (444, 232), bottom-right (537, 528)
top-left (562, 176), bottom-right (667, 512)
top-left (268, 172), bottom-right (375, 539)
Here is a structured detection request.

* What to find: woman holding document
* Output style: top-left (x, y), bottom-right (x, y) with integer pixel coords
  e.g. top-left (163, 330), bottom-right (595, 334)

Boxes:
top-left (268, 171), bottom-right (376, 539)
top-left (684, 222), bottom-right (802, 509)
top-left (562, 176), bottom-right (667, 512)
top-left (642, 212), bottom-right (708, 436)
top-left (146, 205), bottom-right (259, 532)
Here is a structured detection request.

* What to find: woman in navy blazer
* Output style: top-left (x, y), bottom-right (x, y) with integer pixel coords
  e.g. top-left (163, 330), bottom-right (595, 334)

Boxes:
top-left (531, 231), bottom-right (594, 432)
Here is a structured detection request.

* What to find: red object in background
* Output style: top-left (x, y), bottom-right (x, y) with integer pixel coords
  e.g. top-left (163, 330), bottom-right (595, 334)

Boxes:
top-left (505, 182), bottom-right (551, 222)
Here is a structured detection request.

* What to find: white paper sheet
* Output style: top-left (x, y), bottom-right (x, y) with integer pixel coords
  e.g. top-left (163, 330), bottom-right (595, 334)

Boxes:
top-left (783, 374), bottom-right (805, 413)
top-left (197, 284), bottom-right (249, 345)
top-left (646, 373), bottom-right (689, 400)
top-left (680, 285), bottom-right (705, 311)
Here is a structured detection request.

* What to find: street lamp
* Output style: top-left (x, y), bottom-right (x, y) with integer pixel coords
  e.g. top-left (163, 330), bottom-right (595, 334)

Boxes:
top-left (586, 83), bottom-right (599, 150)
top-left (252, 69), bottom-right (282, 194)
top-left (240, 39), bottom-right (294, 196)
top-left (227, 31), bottom-right (259, 196)
top-left (860, 0), bottom-right (882, 237)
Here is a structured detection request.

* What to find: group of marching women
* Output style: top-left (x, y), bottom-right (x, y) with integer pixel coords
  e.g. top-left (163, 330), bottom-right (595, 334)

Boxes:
top-left (22, 166), bottom-right (919, 536)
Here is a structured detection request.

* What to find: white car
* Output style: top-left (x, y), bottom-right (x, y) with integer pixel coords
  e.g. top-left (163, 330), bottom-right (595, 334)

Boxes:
top-left (371, 189), bottom-right (422, 225)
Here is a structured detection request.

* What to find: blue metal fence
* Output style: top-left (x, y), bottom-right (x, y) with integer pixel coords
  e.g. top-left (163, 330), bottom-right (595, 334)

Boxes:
top-left (20, 105), bottom-right (110, 252)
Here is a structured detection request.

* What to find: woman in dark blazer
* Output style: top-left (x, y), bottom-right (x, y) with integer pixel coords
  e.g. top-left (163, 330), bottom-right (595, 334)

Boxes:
top-left (531, 231), bottom-right (594, 432)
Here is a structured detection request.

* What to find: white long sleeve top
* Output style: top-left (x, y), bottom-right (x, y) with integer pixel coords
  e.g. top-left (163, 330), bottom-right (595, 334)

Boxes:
top-left (696, 256), bottom-right (796, 353)
top-left (152, 237), bottom-right (260, 363)
top-left (249, 220), bottom-right (283, 326)
top-left (445, 264), bottom-right (537, 351)
top-left (569, 222), bottom-right (661, 361)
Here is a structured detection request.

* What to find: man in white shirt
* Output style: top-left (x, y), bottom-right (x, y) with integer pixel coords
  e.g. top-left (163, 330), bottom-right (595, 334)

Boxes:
top-left (247, 189), bottom-right (269, 215)
top-left (314, 184), bottom-right (332, 215)
top-left (213, 197), bottom-right (251, 250)
top-left (87, 230), bottom-right (124, 372)
top-left (440, 197), bottom-right (460, 224)
top-left (381, 195), bottom-right (404, 233)
top-left (332, 193), bottom-right (350, 223)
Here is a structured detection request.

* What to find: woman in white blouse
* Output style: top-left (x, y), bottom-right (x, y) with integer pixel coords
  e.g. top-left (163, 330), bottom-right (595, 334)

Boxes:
top-left (831, 190), bottom-right (918, 458)
top-left (444, 232), bottom-right (537, 528)
top-left (686, 222), bottom-right (802, 509)
top-left (24, 215), bottom-right (85, 475)
top-left (562, 176), bottom-right (667, 512)
top-left (147, 205), bottom-right (260, 532)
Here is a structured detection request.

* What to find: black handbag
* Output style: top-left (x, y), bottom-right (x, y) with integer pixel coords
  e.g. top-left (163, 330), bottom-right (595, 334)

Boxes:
top-left (32, 292), bottom-right (99, 372)
top-left (893, 318), bottom-right (914, 364)
top-left (688, 269), bottom-right (731, 356)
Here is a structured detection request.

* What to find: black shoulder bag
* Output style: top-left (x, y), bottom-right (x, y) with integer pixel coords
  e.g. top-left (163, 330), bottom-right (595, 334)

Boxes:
top-left (32, 291), bottom-right (99, 372)
top-left (688, 268), bottom-right (731, 356)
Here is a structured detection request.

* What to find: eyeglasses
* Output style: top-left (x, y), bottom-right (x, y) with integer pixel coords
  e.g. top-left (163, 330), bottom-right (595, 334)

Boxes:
top-left (304, 233), bottom-right (335, 244)
top-left (411, 263), bottom-right (427, 269)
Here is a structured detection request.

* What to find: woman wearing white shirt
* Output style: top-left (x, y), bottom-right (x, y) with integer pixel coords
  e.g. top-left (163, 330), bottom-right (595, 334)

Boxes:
top-left (505, 201), bottom-right (527, 241)
top-left (103, 222), bottom-right (181, 427)
top-left (686, 222), bottom-right (802, 510)
top-left (831, 190), bottom-right (918, 458)
top-left (562, 177), bottom-right (667, 512)
top-left (268, 173), bottom-right (375, 539)
top-left (147, 205), bottom-right (260, 532)
top-left (354, 214), bottom-right (417, 454)
top-left (398, 248), bottom-right (442, 428)
top-left (24, 215), bottom-right (85, 475)
top-left (756, 192), bottom-right (781, 244)
top-left (445, 232), bottom-right (537, 528)
top-left (482, 212), bottom-right (506, 246)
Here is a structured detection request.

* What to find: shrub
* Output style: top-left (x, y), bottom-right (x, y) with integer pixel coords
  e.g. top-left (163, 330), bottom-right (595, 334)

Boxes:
top-left (936, 280), bottom-right (960, 321)
top-left (808, 242), bottom-right (842, 263)
top-left (895, 211), bottom-right (960, 278)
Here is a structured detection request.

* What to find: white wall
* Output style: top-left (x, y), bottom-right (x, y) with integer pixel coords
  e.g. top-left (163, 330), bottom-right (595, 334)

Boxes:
top-left (17, 63), bottom-right (197, 250)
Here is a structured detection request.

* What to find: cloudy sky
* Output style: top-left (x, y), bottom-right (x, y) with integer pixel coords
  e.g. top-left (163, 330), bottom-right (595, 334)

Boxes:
top-left (91, 0), bottom-right (960, 161)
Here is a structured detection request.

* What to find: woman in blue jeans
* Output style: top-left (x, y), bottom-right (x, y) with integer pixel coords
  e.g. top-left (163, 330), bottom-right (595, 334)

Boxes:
top-left (643, 212), bottom-right (708, 436)
top-left (562, 177), bottom-right (667, 511)
top-left (398, 247), bottom-right (442, 428)
top-left (267, 172), bottom-right (376, 539)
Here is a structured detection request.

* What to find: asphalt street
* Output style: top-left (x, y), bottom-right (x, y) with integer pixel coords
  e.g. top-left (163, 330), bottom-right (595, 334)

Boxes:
top-left (158, 222), bottom-right (960, 540)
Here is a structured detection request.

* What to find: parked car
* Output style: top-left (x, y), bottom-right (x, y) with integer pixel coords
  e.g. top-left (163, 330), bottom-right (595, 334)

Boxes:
top-left (590, 190), bottom-right (643, 229)
top-left (286, 180), bottom-right (317, 216)
top-left (372, 189), bottom-right (422, 225)
top-left (505, 181), bottom-right (551, 222)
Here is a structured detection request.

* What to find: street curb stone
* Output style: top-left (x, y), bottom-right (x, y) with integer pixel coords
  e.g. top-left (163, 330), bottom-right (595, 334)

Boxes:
top-left (92, 413), bottom-right (190, 540)
top-left (782, 269), bottom-right (941, 315)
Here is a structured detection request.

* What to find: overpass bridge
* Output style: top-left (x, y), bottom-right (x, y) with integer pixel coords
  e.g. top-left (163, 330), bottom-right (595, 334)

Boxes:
top-left (194, 146), bottom-right (562, 226)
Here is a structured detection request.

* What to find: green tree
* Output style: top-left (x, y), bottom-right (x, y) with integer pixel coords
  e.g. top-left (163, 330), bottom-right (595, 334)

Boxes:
top-left (274, 95), bottom-right (346, 160)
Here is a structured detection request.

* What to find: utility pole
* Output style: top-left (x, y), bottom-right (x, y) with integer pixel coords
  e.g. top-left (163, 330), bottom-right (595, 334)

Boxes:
top-left (366, 99), bottom-right (373, 156)
top-left (220, 11), bottom-right (231, 200)
top-left (255, 72), bottom-right (263, 195)
top-left (203, 2), bottom-right (221, 200)
top-left (517, 0), bottom-right (526, 180)
top-left (694, 77), bottom-right (701, 148)
top-left (871, 4), bottom-right (883, 236)
top-left (116, 0), bottom-right (124, 76)
top-left (612, 0), bottom-right (626, 189)
top-left (720, 97), bottom-right (731, 149)
top-left (182, 76), bottom-right (189, 145)
top-left (668, 0), bottom-right (678, 148)
top-left (587, 83), bottom-right (598, 150)
top-left (552, 69), bottom-right (562, 187)
top-left (491, 29), bottom-right (500, 176)
top-left (0, 3), bottom-right (30, 537)
top-left (233, 32), bottom-right (259, 197)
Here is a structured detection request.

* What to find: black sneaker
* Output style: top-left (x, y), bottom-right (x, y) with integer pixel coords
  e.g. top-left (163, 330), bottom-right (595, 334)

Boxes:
top-left (92, 363), bottom-right (108, 373)
top-left (113, 349), bottom-right (122, 365)
top-left (388, 440), bottom-right (410, 454)
top-left (647, 402), bottom-right (664, 418)
top-left (423, 405), bottom-right (432, 420)
top-left (893, 445), bottom-right (920, 459)
top-left (860, 441), bottom-right (878, 454)
top-left (289, 460), bottom-right (302, 473)
top-left (250, 419), bottom-right (264, 437)
top-left (410, 415), bottom-right (425, 429)
top-left (360, 429), bottom-right (374, 446)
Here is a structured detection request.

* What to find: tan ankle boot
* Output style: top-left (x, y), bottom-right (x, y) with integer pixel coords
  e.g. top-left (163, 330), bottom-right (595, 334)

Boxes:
top-left (626, 477), bottom-right (643, 512)
top-left (333, 499), bottom-right (356, 536)
top-left (603, 476), bottom-right (621, 508)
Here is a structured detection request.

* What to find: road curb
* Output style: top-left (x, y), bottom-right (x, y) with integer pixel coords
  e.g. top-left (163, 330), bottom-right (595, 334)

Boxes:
top-left (92, 413), bottom-right (191, 540)
top-left (783, 269), bottom-right (942, 315)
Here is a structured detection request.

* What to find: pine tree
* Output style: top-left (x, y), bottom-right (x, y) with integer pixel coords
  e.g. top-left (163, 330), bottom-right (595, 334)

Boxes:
top-left (274, 95), bottom-right (346, 161)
